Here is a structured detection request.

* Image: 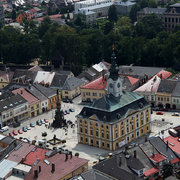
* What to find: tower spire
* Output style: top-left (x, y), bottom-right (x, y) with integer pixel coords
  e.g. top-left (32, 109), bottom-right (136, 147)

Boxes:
top-left (109, 45), bottom-right (119, 81)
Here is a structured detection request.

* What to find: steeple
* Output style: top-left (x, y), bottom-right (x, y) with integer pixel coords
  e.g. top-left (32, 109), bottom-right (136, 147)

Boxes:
top-left (109, 46), bottom-right (119, 81)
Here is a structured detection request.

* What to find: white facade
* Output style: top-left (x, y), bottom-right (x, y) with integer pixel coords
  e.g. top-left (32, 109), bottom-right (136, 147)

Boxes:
top-left (41, 99), bottom-right (48, 112)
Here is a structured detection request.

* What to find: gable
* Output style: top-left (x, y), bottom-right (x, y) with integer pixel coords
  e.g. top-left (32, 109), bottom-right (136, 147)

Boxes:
top-left (89, 114), bottom-right (99, 120)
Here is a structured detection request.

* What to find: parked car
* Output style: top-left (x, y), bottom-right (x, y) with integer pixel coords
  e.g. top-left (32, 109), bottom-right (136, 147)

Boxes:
top-left (172, 112), bottom-right (179, 116)
top-left (65, 110), bottom-right (70, 114)
top-left (159, 108), bottom-right (168, 112)
top-left (22, 127), bottom-right (27, 132)
top-left (0, 126), bottom-right (9, 132)
top-left (41, 119), bottom-right (45, 124)
top-left (36, 120), bottom-right (42, 126)
top-left (69, 108), bottom-right (75, 112)
top-left (152, 107), bottom-right (159, 111)
top-left (30, 122), bottom-right (35, 127)
top-left (9, 132), bottom-right (13, 137)
top-left (12, 130), bottom-right (18, 135)
top-left (44, 119), bottom-right (48, 123)
top-left (63, 99), bottom-right (69, 103)
top-left (22, 138), bottom-right (31, 143)
top-left (156, 111), bottom-right (164, 115)
top-left (26, 125), bottom-right (31, 130)
top-left (18, 129), bottom-right (23, 134)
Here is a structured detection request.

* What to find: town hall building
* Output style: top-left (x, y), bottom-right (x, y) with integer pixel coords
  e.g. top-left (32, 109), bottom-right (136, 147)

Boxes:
top-left (77, 51), bottom-right (151, 150)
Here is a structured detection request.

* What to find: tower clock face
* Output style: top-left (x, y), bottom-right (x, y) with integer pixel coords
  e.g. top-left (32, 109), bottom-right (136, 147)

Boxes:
top-left (117, 82), bottom-right (120, 88)
top-left (110, 83), bottom-right (113, 88)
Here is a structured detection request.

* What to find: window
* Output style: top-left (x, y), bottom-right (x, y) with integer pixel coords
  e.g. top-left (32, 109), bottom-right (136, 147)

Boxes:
top-left (91, 139), bottom-right (93, 144)
top-left (177, 99), bottom-right (179, 103)
top-left (85, 128), bottom-right (87, 134)
top-left (102, 142), bottom-right (104, 147)
top-left (86, 92), bottom-right (90, 96)
top-left (90, 129), bottom-right (93, 135)
top-left (85, 138), bottom-right (88, 142)
top-left (131, 124), bottom-right (134, 130)
top-left (96, 141), bottom-right (99, 145)
top-left (3, 115), bottom-right (5, 119)
top-left (167, 98), bottom-right (169, 102)
top-left (141, 129), bottom-right (143, 134)
top-left (102, 131), bottom-right (104, 138)
top-left (127, 136), bottom-right (129, 141)
top-left (80, 127), bottom-right (83, 133)
top-left (107, 143), bottom-right (110, 148)
top-left (132, 134), bottom-right (134, 138)
top-left (158, 97), bottom-right (160, 101)
top-left (81, 136), bottom-right (83, 141)
top-left (147, 126), bottom-right (149, 131)
top-left (116, 131), bottom-right (118, 138)
top-left (93, 93), bottom-right (97, 96)
top-left (116, 142), bottom-right (118, 147)
top-left (161, 97), bottom-right (163, 101)
top-left (106, 125), bottom-right (109, 129)
top-left (80, 119), bottom-right (82, 123)
top-left (136, 114), bottom-right (139, 118)
top-left (65, 91), bottom-right (68, 94)
top-left (127, 127), bottom-right (129, 133)
top-left (96, 123), bottom-right (98, 127)
top-left (136, 122), bottom-right (139, 128)
top-left (121, 129), bottom-right (124, 135)
top-left (137, 131), bottom-right (139, 136)
top-left (85, 120), bottom-right (87, 124)
top-left (101, 124), bottom-right (104, 128)
top-left (141, 119), bottom-right (143, 125)
top-left (146, 117), bottom-right (149, 122)
top-left (106, 133), bottom-right (109, 139)
top-left (96, 131), bottom-right (99, 137)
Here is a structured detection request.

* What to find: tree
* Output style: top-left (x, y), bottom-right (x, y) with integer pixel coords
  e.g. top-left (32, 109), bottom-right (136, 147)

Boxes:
top-left (108, 5), bottom-right (118, 22)
top-left (11, 9), bottom-right (16, 21)
top-left (129, 4), bottom-right (141, 23)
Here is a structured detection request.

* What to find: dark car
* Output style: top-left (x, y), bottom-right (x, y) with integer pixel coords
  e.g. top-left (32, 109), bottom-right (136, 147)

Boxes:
top-left (36, 120), bottom-right (42, 126)
top-left (69, 108), bottom-right (75, 112)
top-left (63, 99), bottom-right (69, 103)
top-left (22, 127), bottom-right (27, 132)
top-left (160, 108), bottom-right (168, 112)
top-left (30, 122), bottom-right (35, 127)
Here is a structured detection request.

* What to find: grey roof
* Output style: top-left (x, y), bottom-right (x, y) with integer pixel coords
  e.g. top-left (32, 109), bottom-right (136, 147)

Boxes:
top-left (172, 81), bottom-right (180, 97)
top-left (71, 169), bottom-right (113, 180)
top-left (149, 137), bottom-right (178, 161)
top-left (138, 7), bottom-right (166, 14)
top-left (157, 79), bottom-right (177, 94)
top-left (62, 77), bottom-right (84, 91)
top-left (24, 85), bottom-right (47, 101)
top-left (169, 3), bottom-right (180, 7)
top-left (0, 94), bottom-right (27, 113)
top-left (0, 92), bottom-right (14, 100)
top-left (119, 66), bottom-right (163, 78)
top-left (0, 136), bottom-right (15, 145)
top-left (93, 152), bottom-right (143, 180)
top-left (52, 70), bottom-right (73, 76)
top-left (51, 74), bottom-right (68, 89)
top-left (78, 92), bottom-right (150, 124)
top-left (33, 84), bottom-right (56, 98)
top-left (121, 76), bottom-right (140, 91)
top-left (0, 159), bottom-right (18, 179)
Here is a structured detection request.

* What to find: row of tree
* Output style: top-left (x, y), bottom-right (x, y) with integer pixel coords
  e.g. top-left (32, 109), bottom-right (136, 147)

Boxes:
top-left (0, 13), bottom-right (180, 74)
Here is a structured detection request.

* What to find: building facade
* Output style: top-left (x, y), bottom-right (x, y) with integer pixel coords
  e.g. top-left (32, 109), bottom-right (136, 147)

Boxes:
top-left (81, 76), bottom-right (107, 102)
top-left (77, 52), bottom-right (151, 151)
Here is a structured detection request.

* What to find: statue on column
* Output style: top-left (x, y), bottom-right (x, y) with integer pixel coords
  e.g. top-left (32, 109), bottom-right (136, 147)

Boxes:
top-left (52, 89), bottom-right (67, 128)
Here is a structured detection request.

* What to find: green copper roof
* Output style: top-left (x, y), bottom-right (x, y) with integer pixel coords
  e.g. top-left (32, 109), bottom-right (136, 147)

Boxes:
top-left (88, 91), bottom-right (143, 112)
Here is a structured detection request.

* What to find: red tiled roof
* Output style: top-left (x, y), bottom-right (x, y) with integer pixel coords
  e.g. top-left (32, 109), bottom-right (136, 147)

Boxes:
top-left (7, 143), bottom-right (35, 163)
top-left (144, 167), bottom-right (159, 177)
top-left (12, 88), bottom-right (39, 105)
top-left (164, 136), bottom-right (180, 155)
top-left (149, 153), bottom-right (166, 163)
top-left (157, 70), bottom-right (172, 80)
top-left (25, 153), bottom-right (88, 180)
top-left (35, 14), bottom-right (62, 22)
top-left (23, 148), bottom-right (50, 166)
top-left (81, 76), bottom-right (107, 90)
top-left (171, 158), bottom-right (180, 164)
top-left (128, 76), bottom-right (139, 85)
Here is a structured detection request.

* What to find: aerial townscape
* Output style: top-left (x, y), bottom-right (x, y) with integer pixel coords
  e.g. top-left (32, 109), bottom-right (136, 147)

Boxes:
top-left (0, 0), bottom-right (180, 178)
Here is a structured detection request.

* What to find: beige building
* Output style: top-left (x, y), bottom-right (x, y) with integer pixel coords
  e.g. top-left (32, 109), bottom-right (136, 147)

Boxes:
top-left (81, 76), bottom-right (107, 102)
top-left (156, 79), bottom-right (177, 109)
top-left (62, 77), bottom-right (85, 100)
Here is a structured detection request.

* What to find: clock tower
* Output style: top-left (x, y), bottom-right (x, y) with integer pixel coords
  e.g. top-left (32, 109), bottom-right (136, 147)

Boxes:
top-left (106, 50), bottom-right (123, 97)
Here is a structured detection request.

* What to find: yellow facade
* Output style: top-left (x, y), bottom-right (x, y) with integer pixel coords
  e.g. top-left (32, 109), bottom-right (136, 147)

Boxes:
top-left (81, 88), bottom-right (106, 102)
top-left (60, 162), bottom-right (88, 180)
top-left (29, 102), bottom-right (41, 118)
top-left (78, 107), bottom-right (151, 151)
top-left (48, 94), bottom-right (61, 110)
top-left (62, 86), bottom-right (81, 100)
top-left (0, 76), bottom-right (9, 89)
top-left (156, 92), bottom-right (172, 108)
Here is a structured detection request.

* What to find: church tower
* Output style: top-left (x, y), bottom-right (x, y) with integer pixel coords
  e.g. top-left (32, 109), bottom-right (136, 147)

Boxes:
top-left (106, 48), bottom-right (123, 97)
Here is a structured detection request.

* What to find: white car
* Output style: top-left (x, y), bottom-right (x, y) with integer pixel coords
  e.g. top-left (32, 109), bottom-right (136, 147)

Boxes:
top-left (41, 119), bottom-right (45, 124)
top-left (26, 125), bottom-right (31, 130)
top-left (172, 112), bottom-right (179, 116)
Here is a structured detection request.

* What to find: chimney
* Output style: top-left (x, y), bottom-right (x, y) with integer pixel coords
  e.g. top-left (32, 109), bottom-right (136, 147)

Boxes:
top-left (134, 150), bottom-right (137, 158)
top-left (65, 153), bottom-right (68, 161)
top-left (39, 166), bottom-right (41, 173)
top-left (20, 90), bottom-right (23, 94)
top-left (51, 163), bottom-right (55, 173)
top-left (34, 170), bottom-right (38, 178)
top-left (160, 73), bottom-right (162, 79)
top-left (166, 140), bottom-right (169, 149)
